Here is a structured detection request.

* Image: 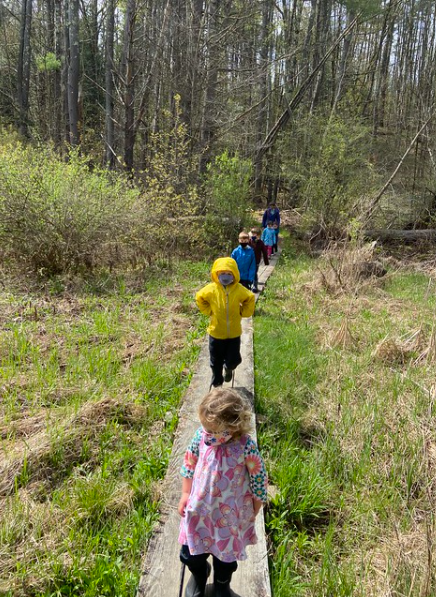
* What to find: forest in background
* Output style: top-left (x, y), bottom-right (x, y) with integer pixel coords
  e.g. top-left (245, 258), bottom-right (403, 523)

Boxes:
top-left (2, 0), bottom-right (436, 249)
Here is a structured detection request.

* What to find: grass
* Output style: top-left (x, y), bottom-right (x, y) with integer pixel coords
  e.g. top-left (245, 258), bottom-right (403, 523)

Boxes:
top-left (254, 240), bottom-right (436, 596)
top-left (3, 237), bottom-right (436, 597)
top-left (0, 260), bottom-right (209, 596)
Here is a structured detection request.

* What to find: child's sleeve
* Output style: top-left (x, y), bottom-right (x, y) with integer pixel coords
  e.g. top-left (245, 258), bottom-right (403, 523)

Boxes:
top-left (180, 428), bottom-right (202, 478)
top-left (244, 436), bottom-right (268, 502)
top-left (248, 252), bottom-right (256, 282)
top-left (196, 287), bottom-right (212, 316)
top-left (240, 290), bottom-right (255, 317)
top-left (262, 210), bottom-right (267, 228)
top-left (261, 229), bottom-right (266, 242)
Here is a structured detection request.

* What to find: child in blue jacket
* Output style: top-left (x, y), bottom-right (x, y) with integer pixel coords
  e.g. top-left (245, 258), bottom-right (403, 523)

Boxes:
top-left (231, 232), bottom-right (256, 290)
top-left (261, 222), bottom-right (276, 257)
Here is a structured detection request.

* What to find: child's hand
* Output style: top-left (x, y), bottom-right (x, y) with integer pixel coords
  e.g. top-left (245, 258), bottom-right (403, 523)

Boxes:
top-left (252, 498), bottom-right (263, 518)
top-left (178, 493), bottom-right (190, 517)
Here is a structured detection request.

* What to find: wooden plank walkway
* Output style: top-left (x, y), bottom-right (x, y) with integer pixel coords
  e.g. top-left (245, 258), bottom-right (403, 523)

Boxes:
top-left (136, 254), bottom-right (280, 597)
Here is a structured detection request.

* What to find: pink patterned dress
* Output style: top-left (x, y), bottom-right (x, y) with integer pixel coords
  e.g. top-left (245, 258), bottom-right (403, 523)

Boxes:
top-left (178, 427), bottom-right (268, 563)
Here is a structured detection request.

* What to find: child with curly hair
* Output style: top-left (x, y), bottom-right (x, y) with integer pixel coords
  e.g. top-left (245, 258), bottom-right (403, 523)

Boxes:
top-left (178, 388), bottom-right (268, 597)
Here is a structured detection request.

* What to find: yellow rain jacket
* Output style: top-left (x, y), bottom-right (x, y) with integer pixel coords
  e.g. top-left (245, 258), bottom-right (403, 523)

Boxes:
top-left (196, 257), bottom-right (255, 339)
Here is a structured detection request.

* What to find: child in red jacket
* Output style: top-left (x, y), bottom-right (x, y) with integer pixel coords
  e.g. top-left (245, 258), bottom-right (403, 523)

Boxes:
top-left (249, 228), bottom-right (269, 293)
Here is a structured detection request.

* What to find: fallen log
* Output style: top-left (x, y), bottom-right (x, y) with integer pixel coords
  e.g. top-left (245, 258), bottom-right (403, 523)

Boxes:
top-left (363, 229), bottom-right (436, 242)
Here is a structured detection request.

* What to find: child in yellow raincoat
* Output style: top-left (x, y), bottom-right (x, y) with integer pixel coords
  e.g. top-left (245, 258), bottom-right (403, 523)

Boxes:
top-left (196, 257), bottom-right (255, 388)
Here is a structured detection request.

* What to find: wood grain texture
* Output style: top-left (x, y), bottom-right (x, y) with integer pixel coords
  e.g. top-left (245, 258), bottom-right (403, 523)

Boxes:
top-left (137, 254), bottom-right (279, 597)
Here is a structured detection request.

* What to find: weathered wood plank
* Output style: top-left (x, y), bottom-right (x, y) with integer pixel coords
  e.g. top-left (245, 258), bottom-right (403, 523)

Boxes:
top-left (137, 254), bottom-right (279, 597)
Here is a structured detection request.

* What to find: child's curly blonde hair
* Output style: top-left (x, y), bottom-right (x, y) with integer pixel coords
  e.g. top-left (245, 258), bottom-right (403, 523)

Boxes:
top-left (198, 388), bottom-right (253, 438)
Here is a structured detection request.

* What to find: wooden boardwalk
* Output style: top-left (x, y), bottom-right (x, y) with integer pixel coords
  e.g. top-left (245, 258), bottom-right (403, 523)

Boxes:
top-left (136, 254), bottom-right (279, 597)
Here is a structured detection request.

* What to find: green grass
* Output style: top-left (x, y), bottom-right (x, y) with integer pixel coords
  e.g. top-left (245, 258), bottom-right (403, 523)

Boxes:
top-left (254, 242), bottom-right (436, 596)
top-left (0, 261), bottom-right (209, 596)
top-left (3, 241), bottom-right (436, 597)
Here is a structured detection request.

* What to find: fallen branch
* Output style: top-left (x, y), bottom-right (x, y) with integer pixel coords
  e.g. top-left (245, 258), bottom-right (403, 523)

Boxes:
top-left (363, 229), bottom-right (436, 242)
top-left (360, 112), bottom-right (435, 224)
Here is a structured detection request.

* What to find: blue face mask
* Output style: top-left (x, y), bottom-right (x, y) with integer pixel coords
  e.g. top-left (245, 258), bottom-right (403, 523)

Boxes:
top-left (218, 273), bottom-right (234, 286)
top-left (270, 209), bottom-right (276, 215)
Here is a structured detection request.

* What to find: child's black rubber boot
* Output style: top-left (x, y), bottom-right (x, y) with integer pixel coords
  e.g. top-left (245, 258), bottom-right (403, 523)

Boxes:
top-left (213, 562), bottom-right (236, 597)
top-left (223, 367), bottom-right (233, 383)
top-left (185, 561), bottom-right (211, 597)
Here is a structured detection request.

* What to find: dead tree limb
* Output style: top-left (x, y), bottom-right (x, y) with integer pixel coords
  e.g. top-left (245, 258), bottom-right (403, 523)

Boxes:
top-left (363, 229), bottom-right (436, 242)
top-left (361, 112), bottom-right (435, 224)
top-left (254, 14), bottom-right (359, 165)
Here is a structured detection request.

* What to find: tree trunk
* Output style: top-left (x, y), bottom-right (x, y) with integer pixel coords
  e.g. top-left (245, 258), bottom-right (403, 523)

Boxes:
top-left (310, 0), bottom-right (331, 110)
top-left (61, 0), bottom-right (70, 144)
top-left (254, 0), bottom-right (273, 197)
top-left (105, 0), bottom-right (115, 168)
top-left (66, 0), bottom-right (80, 145)
top-left (122, 0), bottom-right (136, 171)
top-left (17, 0), bottom-right (32, 137)
top-left (199, 0), bottom-right (220, 174)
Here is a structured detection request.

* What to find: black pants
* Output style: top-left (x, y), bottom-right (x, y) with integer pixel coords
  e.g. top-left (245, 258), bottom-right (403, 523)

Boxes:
top-left (273, 230), bottom-right (279, 253)
top-left (253, 264), bottom-right (260, 290)
top-left (209, 335), bottom-right (242, 386)
top-left (240, 279), bottom-right (251, 289)
top-left (180, 544), bottom-right (238, 574)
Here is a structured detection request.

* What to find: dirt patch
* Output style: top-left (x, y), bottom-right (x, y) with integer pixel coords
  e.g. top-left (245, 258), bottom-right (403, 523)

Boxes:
top-left (0, 397), bottom-right (149, 496)
top-left (0, 296), bottom-right (87, 329)
top-left (0, 409), bottom-right (49, 439)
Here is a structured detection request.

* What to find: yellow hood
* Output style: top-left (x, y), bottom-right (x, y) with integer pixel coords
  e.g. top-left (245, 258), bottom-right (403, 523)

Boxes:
top-left (211, 257), bottom-right (240, 285)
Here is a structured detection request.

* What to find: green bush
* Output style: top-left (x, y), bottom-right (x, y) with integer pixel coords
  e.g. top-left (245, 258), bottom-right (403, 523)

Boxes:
top-left (204, 150), bottom-right (252, 252)
top-left (0, 139), bottom-right (139, 274)
top-left (137, 99), bottom-right (204, 258)
top-left (0, 123), bottom-right (255, 275)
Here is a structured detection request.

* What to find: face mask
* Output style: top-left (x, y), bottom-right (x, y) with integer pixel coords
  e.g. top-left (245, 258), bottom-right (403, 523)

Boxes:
top-left (218, 273), bottom-right (234, 286)
top-left (251, 236), bottom-right (257, 241)
top-left (203, 429), bottom-right (232, 446)
top-left (270, 209), bottom-right (276, 214)
top-left (239, 242), bottom-right (249, 247)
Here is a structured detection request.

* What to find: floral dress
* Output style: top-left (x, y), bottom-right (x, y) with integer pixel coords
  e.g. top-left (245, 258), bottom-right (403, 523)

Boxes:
top-left (178, 427), bottom-right (268, 562)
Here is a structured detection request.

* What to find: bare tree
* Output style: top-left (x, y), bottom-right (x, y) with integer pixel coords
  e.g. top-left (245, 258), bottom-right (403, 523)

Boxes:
top-left (17, 0), bottom-right (32, 136)
top-left (66, 0), bottom-right (80, 145)
top-left (105, 0), bottom-right (115, 167)
top-left (122, 0), bottom-right (136, 170)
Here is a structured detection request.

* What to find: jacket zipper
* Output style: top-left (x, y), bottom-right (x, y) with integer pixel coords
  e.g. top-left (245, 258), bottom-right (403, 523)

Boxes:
top-left (225, 287), bottom-right (230, 338)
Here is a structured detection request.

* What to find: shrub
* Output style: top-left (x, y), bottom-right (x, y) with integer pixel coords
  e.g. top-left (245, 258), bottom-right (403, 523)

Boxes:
top-left (0, 138), bottom-right (139, 274)
top-left (0, 121), bottom-right (254, 276)
top-left (204, 151), bottom-right (252, 253)
top-left (135, 97), bottom-right (204, 259)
